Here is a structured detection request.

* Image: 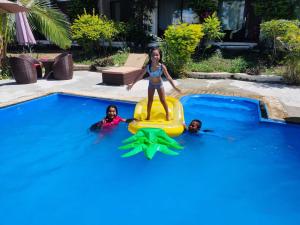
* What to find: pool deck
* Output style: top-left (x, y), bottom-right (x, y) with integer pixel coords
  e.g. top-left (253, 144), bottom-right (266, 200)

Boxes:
top-left (1, 71), bottom-right (300, 122)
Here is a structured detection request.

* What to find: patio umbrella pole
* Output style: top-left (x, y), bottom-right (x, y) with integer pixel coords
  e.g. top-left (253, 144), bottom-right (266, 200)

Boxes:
top-left (26, 44), bottom-right (33, 54)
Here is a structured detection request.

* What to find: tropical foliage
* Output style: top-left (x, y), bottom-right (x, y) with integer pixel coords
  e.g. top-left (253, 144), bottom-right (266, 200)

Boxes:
top-left (260, 20), bottom-right (300, 61)
top-left (162, 23), bottom-right (204, 77)
top-left (71, 10), bottom-right (118, 54)
top-left (0, 0), bottom-right (71, 77)
top-left (261, 19), bottom-right (300, 83)
top-left (278, 27), bottom-right (300, 83)
top-left (253, 0), bottom-right (299, 21)
top-left (27, 0), bottom-right (71, 47)
top-left (202, 12), bottom-right (225, 42)
top-left (0, 0), bottom-right (71, 55)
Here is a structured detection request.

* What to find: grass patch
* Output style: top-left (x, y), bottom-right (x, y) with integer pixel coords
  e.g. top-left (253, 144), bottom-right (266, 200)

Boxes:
top-left (188, 53), bottom-right (250, 73)
top-left (263, 66), bottom-right (285, 76)
top-left (111, 51), bottom-right (129, 66)
top-left (73, 50), bottom-right (129, 67)
top-left (188, 51), bottom-right (286, 76)
top-left (73, 59), bottom-right (94, 65)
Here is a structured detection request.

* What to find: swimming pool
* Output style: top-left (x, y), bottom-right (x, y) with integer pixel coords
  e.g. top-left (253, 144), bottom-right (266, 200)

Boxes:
top-left (1, 93), bottom-right (300, 225)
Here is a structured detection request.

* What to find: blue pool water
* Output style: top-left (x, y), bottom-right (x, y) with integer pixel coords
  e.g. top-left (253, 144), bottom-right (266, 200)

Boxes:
top-left (1, 93), bottom-right (300, 225)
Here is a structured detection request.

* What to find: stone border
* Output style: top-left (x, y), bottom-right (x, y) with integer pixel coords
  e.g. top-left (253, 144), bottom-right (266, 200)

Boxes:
top-left (73, 64), bottom-right (91, 71)
top-left (73, 64), bottom-right (115, 72)
top-left (73, 65), bottom-right (285, 84)
top-left (0, 91), bottom-right (139, 109)
top-left (0, 92), bottom-right (51, 108)
top-left (187, 72), bottom-right (283, 84)
top-left (93, 66), bottom-right (117, 72)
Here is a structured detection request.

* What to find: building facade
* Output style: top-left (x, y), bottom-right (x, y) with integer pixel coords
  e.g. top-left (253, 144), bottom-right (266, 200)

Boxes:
top-left (55, 0), bottom-right (300, 43)
top-left (97, 0), bottom-right (261, 42)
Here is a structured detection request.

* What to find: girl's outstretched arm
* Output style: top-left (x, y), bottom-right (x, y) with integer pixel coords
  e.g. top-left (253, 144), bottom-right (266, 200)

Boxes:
top-left (162, 64), bottom-right (181, 93)
top-left (90, 120), bottom-right (103, 131)
top-left (127, 67), bottom-right (147, 90)
top-left (125, 118), bottom-right (137, 123)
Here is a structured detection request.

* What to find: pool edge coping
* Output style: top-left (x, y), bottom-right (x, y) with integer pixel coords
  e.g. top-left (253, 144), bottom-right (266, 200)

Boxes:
top-left (1, 90), bottom-right (298, 124)
top-left (0, 91), bottom-right (140, 109)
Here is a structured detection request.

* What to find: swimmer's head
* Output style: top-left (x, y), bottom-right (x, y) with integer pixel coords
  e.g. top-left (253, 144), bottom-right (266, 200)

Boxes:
top-left (106, 105), bottom-right (118, 119)
top-left (188, 119), bottom-right (202, 133)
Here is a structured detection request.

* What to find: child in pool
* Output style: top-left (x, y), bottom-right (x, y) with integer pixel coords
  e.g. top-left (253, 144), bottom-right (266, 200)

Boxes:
top-left (184, 119), bottom-right (202, 133)
top-left (90, 105), bottom-right (134, 131)
top-left (184, 119), bottom-right (213, 134)
top-left (127, 47), bottom-right (181, 121)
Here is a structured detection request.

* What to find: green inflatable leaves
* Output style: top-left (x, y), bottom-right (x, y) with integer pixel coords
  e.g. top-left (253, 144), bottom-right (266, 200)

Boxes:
top-left (119, 128), bottom-right (183, 160)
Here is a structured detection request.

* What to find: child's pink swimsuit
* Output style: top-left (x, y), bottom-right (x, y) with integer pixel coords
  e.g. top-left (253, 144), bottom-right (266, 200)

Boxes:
top-left (101, 116), bottom-right (124, 128)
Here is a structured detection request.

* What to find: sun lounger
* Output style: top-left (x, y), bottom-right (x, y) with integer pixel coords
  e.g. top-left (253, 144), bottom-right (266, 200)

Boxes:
top-left (102, 53), bottom-right (148, 85)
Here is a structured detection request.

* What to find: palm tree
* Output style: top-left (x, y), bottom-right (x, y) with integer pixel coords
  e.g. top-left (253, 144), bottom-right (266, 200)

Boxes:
top-left (1, 0), bottom-right (71, 66)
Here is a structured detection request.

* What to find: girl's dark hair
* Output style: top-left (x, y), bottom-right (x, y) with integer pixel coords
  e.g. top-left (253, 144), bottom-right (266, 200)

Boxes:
top-left (148, 47), bottom-right (163, 66)
top-left (106, 105), bottom-right (118, 117)
top-left (192, 119), bottom-right (202, 130)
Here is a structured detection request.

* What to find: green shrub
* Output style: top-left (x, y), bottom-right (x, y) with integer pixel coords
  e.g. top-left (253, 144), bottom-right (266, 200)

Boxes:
top-left (260, 19), bottom-right (300, 61)
top-left (113, 22), bottom-right (127, 42)
top-left (260, 20), bottom-right (300, 40)
top-left (203, 12), bottom-right (225, 42)
top-left (279, 28), bottom-right (300, 84)
top-left (162, 23), bottom-right (204, 77)
top-left (202, 12), bottom-right (225, 56)
top-left (111, 51), bottom-right (129, 66)
top-left (230, 57), bottom-right (249, 73)
top-left (71, 10), bottom-right (118, 54)
top-left (261, 19), bottom-right (300, 83)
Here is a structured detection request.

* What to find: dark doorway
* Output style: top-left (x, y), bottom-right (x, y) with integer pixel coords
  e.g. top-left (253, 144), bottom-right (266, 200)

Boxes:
top-left (157, 0), bottom-right (190, 36)
top-left (110, 1), bottom-right (121, 22)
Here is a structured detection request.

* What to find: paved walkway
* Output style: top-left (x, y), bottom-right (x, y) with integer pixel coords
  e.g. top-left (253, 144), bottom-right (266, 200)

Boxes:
top-left (1, 71), bottom-right (300, 121)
